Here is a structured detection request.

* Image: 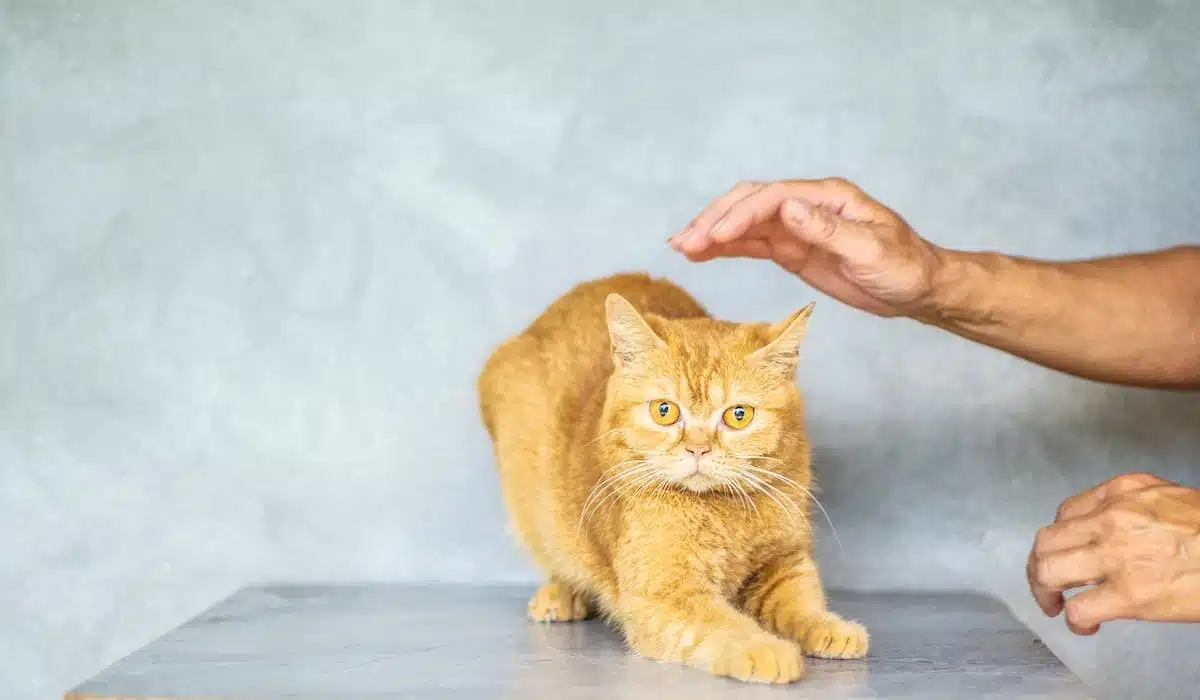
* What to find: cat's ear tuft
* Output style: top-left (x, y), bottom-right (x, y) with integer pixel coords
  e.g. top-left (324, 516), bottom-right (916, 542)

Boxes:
top-left (605, 293), bottom-right (662, 367)
top-left (748, 302), bottom-right (815, 374)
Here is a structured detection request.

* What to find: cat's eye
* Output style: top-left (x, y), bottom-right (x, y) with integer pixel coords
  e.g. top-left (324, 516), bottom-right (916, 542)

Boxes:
top-left (649, 400), bottom-right (680, 426)
top-left (722, 404), bottom-right (755, 430)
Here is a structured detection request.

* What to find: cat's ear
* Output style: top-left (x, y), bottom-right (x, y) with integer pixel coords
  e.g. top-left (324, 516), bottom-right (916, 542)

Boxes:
top-left (748, 302), bottom-right (815, 374)
top-left (605, 293), bottom-right (663, 367)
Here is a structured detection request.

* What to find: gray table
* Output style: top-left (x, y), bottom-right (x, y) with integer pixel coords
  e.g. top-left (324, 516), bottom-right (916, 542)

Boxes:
top-left (67, 584), bottom-right (1094, 699)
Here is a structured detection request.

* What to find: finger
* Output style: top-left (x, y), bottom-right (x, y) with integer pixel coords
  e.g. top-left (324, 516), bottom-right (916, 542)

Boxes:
top-left (1027, 548), bottom-right (1065, 617)
top-left (780, 198), bottom-right (885, 264)
top-left (671, 181), bottom-right (765, 249)
top-left (702, 179), bottom-right (864, 243)
top-left (704, 180), bottom-right (853, 243)
top-left (1030, 545), bottom-right (1105, 597)
top-left (681, 238), bottom-right (773, 263)
top-left (1063, 585), bottom-right (1131, 635)
top-left (1055, 472), bottom-right (1165, 522)
top-left (1031, 515), bottom-right (1106, 556)
top-left (1055, 484), bottom-right (1112, 523)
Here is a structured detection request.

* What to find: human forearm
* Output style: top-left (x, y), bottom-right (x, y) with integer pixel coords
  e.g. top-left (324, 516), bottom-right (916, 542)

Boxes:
top-left (920, 245), bottom-right (1200, 389)
top-left (673, 178), bottom-right (1200, 389)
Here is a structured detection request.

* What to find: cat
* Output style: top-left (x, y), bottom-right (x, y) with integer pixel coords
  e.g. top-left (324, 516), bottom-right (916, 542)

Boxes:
top-left (477, 272), bottom-right (867, 683)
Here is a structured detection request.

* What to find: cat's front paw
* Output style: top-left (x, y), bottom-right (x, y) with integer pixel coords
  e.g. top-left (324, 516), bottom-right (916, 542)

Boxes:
top-left (527, 582), bottom-right (591, 623)
top-left (699, 633), bottom-right (804, 684)
top-left (795, 613), bottom-right (869, 659)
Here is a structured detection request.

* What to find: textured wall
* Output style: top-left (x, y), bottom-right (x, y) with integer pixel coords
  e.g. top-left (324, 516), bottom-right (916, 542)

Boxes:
top-left (2, 1), bottom-right (1198, 698)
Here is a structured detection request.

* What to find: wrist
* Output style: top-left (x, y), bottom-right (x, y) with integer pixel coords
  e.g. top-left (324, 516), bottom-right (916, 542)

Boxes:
top-left (911, 247), bottom-right (1010, 331)
top-left (906, 245), bottom-right (970, 325)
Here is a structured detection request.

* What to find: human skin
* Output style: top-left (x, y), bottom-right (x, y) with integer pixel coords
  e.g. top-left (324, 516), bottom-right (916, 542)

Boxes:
top-left (669, 177), bottom-right (1200, 633)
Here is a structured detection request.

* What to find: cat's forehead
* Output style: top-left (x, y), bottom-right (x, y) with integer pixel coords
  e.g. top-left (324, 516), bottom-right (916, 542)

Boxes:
top-left (676, 372), bottom-right (732, 408)
top-left (651, 318), bottom-right (766, 402)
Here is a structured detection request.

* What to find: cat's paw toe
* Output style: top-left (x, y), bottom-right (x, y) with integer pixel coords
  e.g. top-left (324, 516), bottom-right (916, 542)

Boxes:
top-left (706, 635), bottom-right (804, 684)
top-left (799, 615), bottom-right (869, 659)
top-left (527, 582), bottom-right (590, 623)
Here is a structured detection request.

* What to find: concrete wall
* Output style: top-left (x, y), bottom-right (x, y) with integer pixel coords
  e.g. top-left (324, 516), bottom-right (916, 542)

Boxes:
top-left (2, 1), bottom-right (1197, 697)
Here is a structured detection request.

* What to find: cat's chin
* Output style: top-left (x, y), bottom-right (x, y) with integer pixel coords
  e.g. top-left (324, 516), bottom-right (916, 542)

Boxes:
top-left (676, 472), bottom-right (722, 494)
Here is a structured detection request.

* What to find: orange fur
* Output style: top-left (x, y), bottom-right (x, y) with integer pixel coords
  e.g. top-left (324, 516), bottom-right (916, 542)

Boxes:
top-left (477, 272), bottom-right (867, 683)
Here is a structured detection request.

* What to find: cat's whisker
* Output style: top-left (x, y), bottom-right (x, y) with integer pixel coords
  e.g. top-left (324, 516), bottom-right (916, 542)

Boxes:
top-left (580, 478), bottom-right (633, 530)
top-left (580, 462), bottom-right (647, 514)
top-left (599, 458), bottom-right (655, 475)
top-left (707, 462), bottom-right (759, 517)
top-left (585, 427), bottom-right (624, 446)
top-left (729, 470), bottom-right (806, 513)
top-left (577, 484), bottom-right (615, 533)
top-left (631, 473), bottom-right (666, 502)
top-left (734, 470), bottom-right (804, 530)
top-left (738, 464), bottom-right (809, 495)
top-left (744, 482), bottom-right (801, 530)
top-left (736, 462), bottom-right (841, 548)
top-left (579, 462), bottom-right (655, 531)
top-left (649, 471), bottom-right (675, 500)
top-left (724, 465), bottom-right (801, 521)
top-left (723, 474), bottom-right (758, 518)
top-left (588, 463), bottom-right (660, 504)
top-left (588, 471), bottom-right (660, 522)
top-left (713, 473), bottom-right (736, 505)
top-left (579, 462), bottom-right (665, 530)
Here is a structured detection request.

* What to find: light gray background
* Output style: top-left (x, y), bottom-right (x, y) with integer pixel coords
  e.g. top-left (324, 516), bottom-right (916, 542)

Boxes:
top-left (2, 1), bottom-right (1198, 698)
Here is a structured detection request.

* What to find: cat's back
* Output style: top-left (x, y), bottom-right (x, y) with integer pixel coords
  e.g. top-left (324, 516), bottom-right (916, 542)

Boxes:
top-left (477, 272), bottom-right (707, 437)
top-left (526, 271), bottom-right (709, 358)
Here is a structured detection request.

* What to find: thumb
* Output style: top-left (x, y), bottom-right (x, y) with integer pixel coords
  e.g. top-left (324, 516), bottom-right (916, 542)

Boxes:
top-left (782, 198), bottom-right (880, 262)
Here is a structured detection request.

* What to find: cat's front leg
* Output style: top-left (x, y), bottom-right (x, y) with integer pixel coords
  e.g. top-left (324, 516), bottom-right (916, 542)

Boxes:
top-left (616, 585), bottom-right (804, 683)
top-left (527, 579), bottom-right (592, 622)
top-left (741, 553), bottom-right (869, 659)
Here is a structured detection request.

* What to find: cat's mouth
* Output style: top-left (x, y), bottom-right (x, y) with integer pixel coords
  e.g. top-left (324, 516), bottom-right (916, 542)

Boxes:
top-left (678, 471), bottom-right (721, 493)
top-left (669, 457), bottom-right (721, 493)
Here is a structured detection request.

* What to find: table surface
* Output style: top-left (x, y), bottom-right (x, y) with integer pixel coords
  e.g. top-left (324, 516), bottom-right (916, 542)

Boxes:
top-left (68, 584), bottom-right (1094, 699)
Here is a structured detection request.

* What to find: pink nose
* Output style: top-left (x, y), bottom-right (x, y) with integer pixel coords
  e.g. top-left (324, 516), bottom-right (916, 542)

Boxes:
top-left (686, 445), bottom-right (711, 457)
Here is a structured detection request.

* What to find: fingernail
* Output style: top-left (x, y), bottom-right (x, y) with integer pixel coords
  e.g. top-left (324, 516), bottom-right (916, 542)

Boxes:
top-left (784, 198), bottom-right (812, 221)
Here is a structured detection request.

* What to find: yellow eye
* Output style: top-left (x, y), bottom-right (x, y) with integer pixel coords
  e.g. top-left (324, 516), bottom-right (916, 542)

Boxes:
top-left (722, 404), bottom-right (755, 429)
top-left (649, 400), bottom-right (680, 426)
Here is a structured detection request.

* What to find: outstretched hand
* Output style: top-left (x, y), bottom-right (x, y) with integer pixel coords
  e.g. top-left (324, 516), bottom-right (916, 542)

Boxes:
top-left (668, 178), bottom-right (948, 318)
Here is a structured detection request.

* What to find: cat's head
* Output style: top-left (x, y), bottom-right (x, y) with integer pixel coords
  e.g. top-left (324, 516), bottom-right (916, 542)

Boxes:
top-left (599, 293), bottom-right (813, 495)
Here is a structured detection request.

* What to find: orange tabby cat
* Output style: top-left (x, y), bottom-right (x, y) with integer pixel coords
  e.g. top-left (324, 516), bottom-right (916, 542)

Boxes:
top-left (477, 272), bottom-right (867, 683)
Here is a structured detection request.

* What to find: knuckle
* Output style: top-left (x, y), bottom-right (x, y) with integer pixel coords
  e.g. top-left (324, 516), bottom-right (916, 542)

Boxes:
top-left (1033, 555), bottom-right (1055, 585)
top-left (1113, 472), bottom-right (1156, 490)
top-left (1110, 473), bottom-right (1139, 489)
top-left (1032, 526), bottom-right (1054, 553)
top-left (760, 181), bottom-right (787, 200)
top-left (1105, 505), bottom-right (1143, 529)
top-left (1100, 509), bottom-right (1125, 531)
top-left (1112, 577), bottom-right (1150, 607)
top-left (733, 180), bottom-right (762, 193)
top-left (1063, 597), bottom-right (1089, 627)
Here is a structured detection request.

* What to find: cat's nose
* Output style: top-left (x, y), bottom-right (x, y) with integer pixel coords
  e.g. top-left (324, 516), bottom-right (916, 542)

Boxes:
top-left (685, 445), bottom-right (711, 457)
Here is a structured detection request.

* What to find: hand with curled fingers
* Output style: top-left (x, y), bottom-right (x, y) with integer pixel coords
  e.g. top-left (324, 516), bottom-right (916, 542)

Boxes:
top-left (1028, 472), bottom-right (1200, 635)
top-left (667, 178), bottom-right (948, 318)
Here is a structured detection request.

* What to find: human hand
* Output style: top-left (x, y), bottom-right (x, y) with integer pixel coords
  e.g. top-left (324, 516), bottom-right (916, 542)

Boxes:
top-left (1027, 472), bottom-right (1200, 635)
top-left (668, 178), bottom-right (948, 318)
